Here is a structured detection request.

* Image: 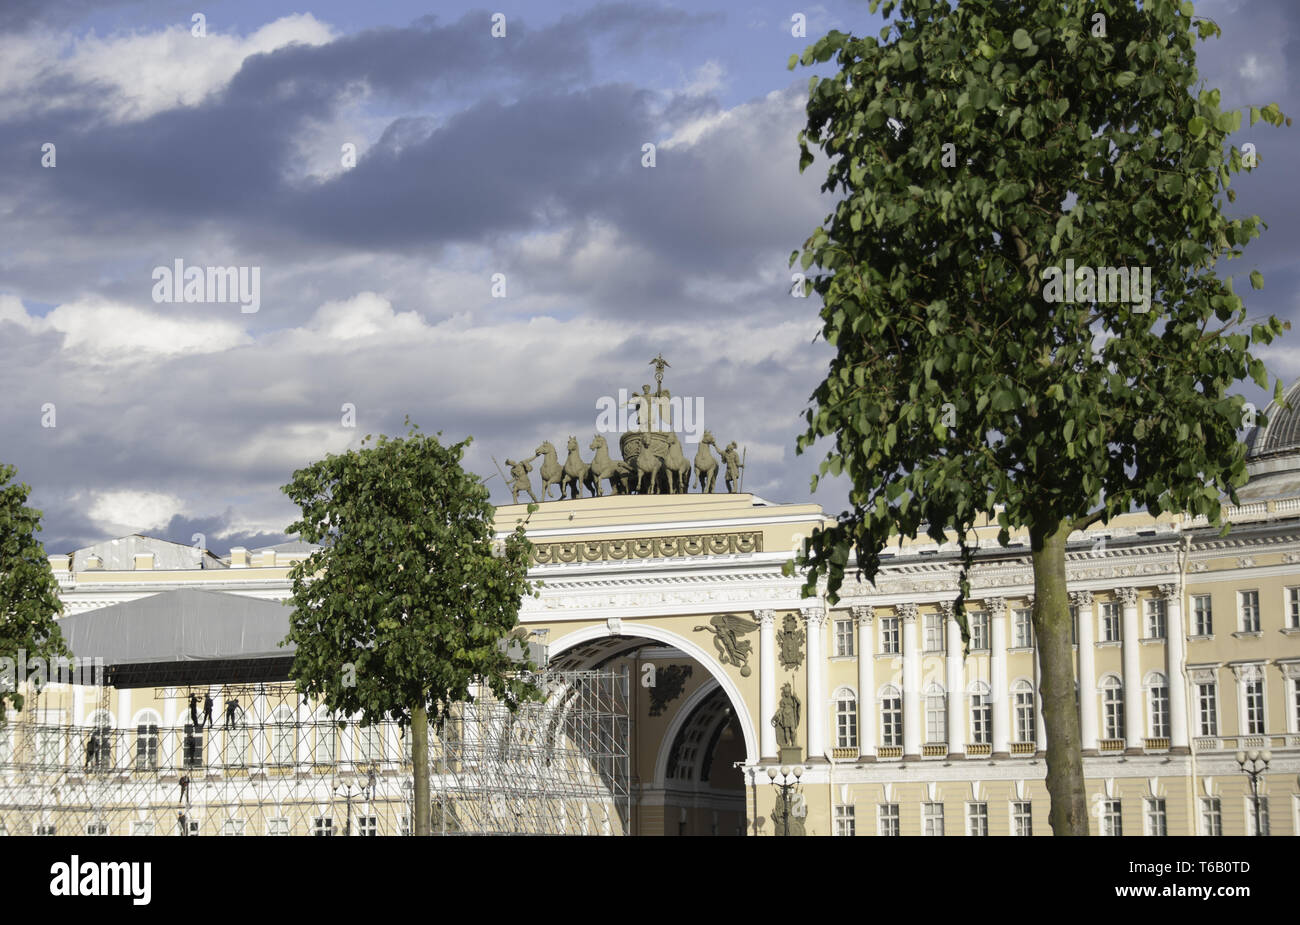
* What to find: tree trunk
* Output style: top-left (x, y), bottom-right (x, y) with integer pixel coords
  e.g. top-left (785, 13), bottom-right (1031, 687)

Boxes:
top-left (1029, 519), bottom-right (1089, 835)
top-left (412, 702), bottom-right (430, 836)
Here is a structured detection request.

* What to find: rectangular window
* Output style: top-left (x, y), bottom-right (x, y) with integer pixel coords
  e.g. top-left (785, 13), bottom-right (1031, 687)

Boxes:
top-left (1145, 599), bottom-right (1167, 639)
top-left (272, 723), bottom-right (294, 765)
top-left (1193, 595), bottom-right (1213, 636)
top-left (970, 694), bottom-right (991, 745)
top-left (358, 815), bottom-right (378, 837)
top-left (834, 805), bottom-right (855, 837)
top-left (1246, 797), bottom-right (1270, 837)
top-left (313, 817), bottom-right (334, 836)
top-left (1197, 682), bottom-right (1218, 736)
top-left (86, 821), bottom-right (108, 836)
top-left (1015, 688), bottom-right (1036, 743)
top-left (1012, 801), bottom-right (1032, 837)
top-left (969, 612), bottom-right (989, 651)
top-left (315, 726), bottom-right (336, 765)
top-left (834, 618), bottom-right (855, 657)
top-left (966, 802), bottom-right (988, 837)
top-left (267, 818), bottom-right (290, 836)
top-left (1289, 587), bottom-right (1300, 630)
top-left (836, 698), bottom-right (858, 750)
top-left (878, 804), bottom-right (900, 837)
top-left (1245, 677), bottom-right (1266, 735)
top-left (182, 725), bottom-right (204, 769)
top-left (35, 824), bottom-right (56, 836)
top-left (36, 729), bottom-right (60, 766)
top-left (924, 613), bottom-right (945, 653)
top-left (221, 819), bottom-right (245, 836)
top-left (926, 692), bottom-right (947, 744)
top-left (1145, 798), bottom-right (1167, 837)
top-left (1013, 609), bottom-right (1033, 648)
top-left (1101, 800), bottom-right (1122, 837)
top-left (227, 728), bottom-right (248, 767)
top-left (1240, 590), bottom-right (1261, 633)
top-left (1101, 602), bottom-right (1121, 642)
top-left (880, 695), bottom-right (902, 748)
top-left (923, 803), bottom-right (944, 837)
top-left (1201, 797), bottom-right (1222, 836)
top-left (135, 725), bottom-right (158, 770)
top-left (880, 618), bottom-right (899, 655)
top-left (131, 821), bottom-right (154, 836)
top-left (1150, 685), bottom-right (1170, 739)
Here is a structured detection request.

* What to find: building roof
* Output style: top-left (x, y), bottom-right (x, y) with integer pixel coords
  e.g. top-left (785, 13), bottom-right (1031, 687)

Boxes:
top-left (1241, 379), bottom-right (1300, 500)
top-left (67, 534), bottom-right (227, 571)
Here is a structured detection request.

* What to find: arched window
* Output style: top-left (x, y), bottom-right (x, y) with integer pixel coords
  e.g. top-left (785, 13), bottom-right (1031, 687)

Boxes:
top-left (271, 707), bottom-right (294, 766)
top-left (1012, 681), bottom-right (1036, 743)
top-left (969, 682), bottom-right (991, 745)
top-left (834, 689), bottom-right (857, 750)
top-left (1146, 672), bottom-right (1170, 739)
top-left (924, 683), bottom-right (947, 743)
top-left (879, 685), bottom-right (902, 748)
top-left (1100, 676), bottom-right (1124, 741)
top-left (133, 709), bottom-right (160, 771)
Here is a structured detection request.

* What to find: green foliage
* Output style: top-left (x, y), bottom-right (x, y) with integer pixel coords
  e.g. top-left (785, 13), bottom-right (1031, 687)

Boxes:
top-left (0, 463), bottom-right (68, 717)
top-left (281, 420), bottom-right (539, 730)
top-left (790, 0), bottom-right (1290, 632)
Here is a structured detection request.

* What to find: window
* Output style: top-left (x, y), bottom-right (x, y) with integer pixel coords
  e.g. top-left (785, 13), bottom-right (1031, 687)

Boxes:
top-left (878, 804), bottom-right (900, 837)
top-left (1246, 797), bottom-right (1269, 837)
top-left (967, 802), bottom-right (988, 836)
top-left (970, 683), bottom-right (991, 745)
top-left (358, 815), bottom-right (378, 836)
top-left (182, 724), bottom-right (204, 769)
top-left (834, 805), bottom-right (855, 837)
top-left (1012, 801), bottom-right (1032, 837)
top-left (86, 820), bottom-right (108, 836)
top-left (1013, 681), bottom-right (1036, 743)
top-left (227, 727), bottom-right (248, 767)
top-left (1240, 590), bottom-right (1261, 633)
top-left (267, 818), bottom-right (290, 836)
top-left (1244, 674), bottom-right (1266, 735)
top-left (85, 715), bottom-right (113, 772)
top-left (135, 714), bottom-right (159, 770)
top-left (221, 818), bottom-right (245, 836)
top-left (1101, 602), bottom-right (1121, 642)
top-left (1148, 675), bottom-right (1170, 739)
top-left (36, 729), bottom-right (60, 766)
top-left (1145, 599), bottom-right (1166, 639)
top-left (924, 613), bottom-right (945, 653)
top-left (271, 708), bottom-right (294, 765)
top-left (313, 817), bottom-right (334, 836)
top-left (1145, 798), bottom-right (1167, 837)
top-left (1013, 609), bottom-right (1033, 648)
top-left (880, 686), bottom-right (902, 748)
top-left (360, 725), bottom-right (384, 764)
top-left (925, 683), bottom-right (947, 744)
top-left (35, 824), bottom-right (56, 836)
top-left (1101, 676), bottom-right (1124, 740)
top-left (834, 618), bottom-right (854, 657)
top-left (835, 693), bottom-right (858, 750)
top-left (1294, 679), bottom-right (1300, 734)
top-left (1201, 797), bottom-right (1222, 836)
top-left (1289, 587), bottom-right (1300, 630)
top-left (969, 611), bottom-right (989, 650)
top-left (1193, 595), bottom-right (1213, 636)
top-left (923, 803), bottom-right (944, 836)
top-left (1101, 800), bottom-right (1122, 837)
top-left (880, 618), bottom-right (899, 655)
top-left (131, 821), bottom-right (154, 836)
top-left (315, 722), bottom-right (336, 765)
top-left (1197, 681), bottom-right (1218, 736)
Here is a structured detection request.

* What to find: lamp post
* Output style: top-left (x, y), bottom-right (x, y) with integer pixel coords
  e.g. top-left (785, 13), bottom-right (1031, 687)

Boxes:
top-left (766, 765), bottom-right (803, 836)
top-left (1235, 749), bottom-right (1271, 836)
top-left (333, 771), bottom-right (378, 836)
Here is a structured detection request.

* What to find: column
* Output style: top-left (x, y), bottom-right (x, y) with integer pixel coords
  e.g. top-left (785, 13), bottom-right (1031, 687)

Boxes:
top-left (988, 597), bottom-right (1010, 757)
top-left (1160, 584), bottom-right (1189, 752)
top-left (757, 609), bottom-right (777, 760)
top-left (899, 602), bottom-right (921, 759)
top-left (163, 689), bottom-right (177, 773)
top-left (1118, 586), bottom-right (1143, 752)
top-left (943, 602), bottom-right (965, 758)
top-left (803, 603), bottom-right (827, 759)
top-left (853, 606), bottom-right (876, 760)
top-left (1070, 590), bottom-right (1099, 754)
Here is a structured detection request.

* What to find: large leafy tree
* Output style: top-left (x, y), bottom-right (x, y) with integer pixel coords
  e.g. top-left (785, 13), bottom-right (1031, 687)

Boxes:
top-left (790, 0), bottom-right (1288, 834)
top-left (282, 423), bottom-right (537, 835)
top-left (0, 463), bottom-right (68, 717)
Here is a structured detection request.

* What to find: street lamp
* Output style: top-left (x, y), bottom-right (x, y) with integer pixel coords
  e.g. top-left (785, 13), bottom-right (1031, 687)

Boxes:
top-left (766, 765), bottom-right (804, 836)
top-left (1235, 749), bottom-right (1271, 836)
top-left (333, 772), bottom-right (376, 836)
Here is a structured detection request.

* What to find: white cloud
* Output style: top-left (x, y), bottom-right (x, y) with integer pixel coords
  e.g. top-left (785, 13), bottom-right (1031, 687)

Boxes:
top-left (87, 490), bottom-right (185, 535)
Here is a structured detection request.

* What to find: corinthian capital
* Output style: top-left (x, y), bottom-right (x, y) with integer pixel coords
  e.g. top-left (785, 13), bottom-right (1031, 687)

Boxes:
top-left (1157, 584), bottom-right (1178, 601)
top-left (851, 605), bottom-right (875, 626)
top-left (1068, 590), bottom-right (1094, 607)
top-left (800, 602), bottom-right (826, 626)
top-left (756, 609), bottom-right (776, 628)
top-left (896, 602), bottom-right (919, 623)
top-left (983, 597), bottom-right (1007, 618)
top-left (1116, 587), bottom-right (1140, 606)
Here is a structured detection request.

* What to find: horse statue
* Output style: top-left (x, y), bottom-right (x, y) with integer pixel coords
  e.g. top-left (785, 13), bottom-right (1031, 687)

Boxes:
top-left (663, 433), bottom-right (691, 494)
top-left (634, 441), bottom-right (663, 494)
top-left (694, 430), bottom-right (720, 493)
top-left (589, 435), bottom-right (630, 496)
top-left (534, 441), bottom-right (563, 500)
top-left (560, 436), bottom-right (595, 499)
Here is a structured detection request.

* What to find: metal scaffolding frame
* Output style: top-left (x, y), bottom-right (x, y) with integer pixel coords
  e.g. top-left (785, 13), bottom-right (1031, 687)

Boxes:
top-left (0, 669), bottom-right (630, 836)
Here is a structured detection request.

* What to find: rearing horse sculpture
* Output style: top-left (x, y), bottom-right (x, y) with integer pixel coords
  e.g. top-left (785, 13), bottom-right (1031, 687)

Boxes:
top-left (534, 441), bottom-right (563, 500)
top-left (589, 435), bottom-right (630, 496)
top-left (694, 430), bottom-right (720, 493)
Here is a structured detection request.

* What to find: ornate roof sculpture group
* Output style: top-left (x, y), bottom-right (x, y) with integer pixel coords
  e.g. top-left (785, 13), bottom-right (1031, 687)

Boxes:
top-left (502, 355), bottom-right (746, 502)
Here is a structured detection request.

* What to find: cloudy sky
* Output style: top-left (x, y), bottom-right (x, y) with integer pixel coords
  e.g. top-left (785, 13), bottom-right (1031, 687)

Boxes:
top-left (1, 0), bottom-right (1297, 556)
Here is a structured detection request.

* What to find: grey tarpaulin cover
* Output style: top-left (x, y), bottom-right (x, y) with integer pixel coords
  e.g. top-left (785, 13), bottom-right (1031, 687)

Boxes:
top-left (57, 589), bottom-right (296, 665)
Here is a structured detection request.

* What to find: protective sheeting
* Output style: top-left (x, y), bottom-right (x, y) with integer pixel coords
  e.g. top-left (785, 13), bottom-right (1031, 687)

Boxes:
top-left (57, 589), bottom-right (296, 666)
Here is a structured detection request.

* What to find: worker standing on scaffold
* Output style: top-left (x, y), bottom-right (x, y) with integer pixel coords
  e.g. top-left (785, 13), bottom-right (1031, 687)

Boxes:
top-left (188, 693), bottom-right (199, 727)
top-left (202, 693), bottom-right (215, 729)
top-left (224, 697), bottom-right (240, 727)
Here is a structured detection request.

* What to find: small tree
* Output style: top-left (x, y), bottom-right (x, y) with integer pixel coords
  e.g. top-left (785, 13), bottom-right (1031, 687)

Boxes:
top-left (789, 0), bottom-right (1288, 834)
top-left (282, 423), bottom-right (537, 835)
top-left (0, 463), bottom-right (68, 717)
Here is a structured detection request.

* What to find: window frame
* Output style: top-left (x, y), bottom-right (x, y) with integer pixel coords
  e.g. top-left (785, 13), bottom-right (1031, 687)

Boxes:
top-left (1192, 594), bottom-right (1213, 636)
top-left (966, 802), bottom-right (988, 837)
top-left (834, 618), bottom-right (855, 657)
top-left (1100, 601), bottom-right (1121, 643)
top-left (922, 802), bottom-right (944, 837)
top-left (1145, 798), bottom-right (1167, 837)
top-left (878, 803), bottom-right (900, 837)
top-left (1011, 801), bottom-right (1032, 837)
top-left (1239, 589), bottom-right (1261, 633)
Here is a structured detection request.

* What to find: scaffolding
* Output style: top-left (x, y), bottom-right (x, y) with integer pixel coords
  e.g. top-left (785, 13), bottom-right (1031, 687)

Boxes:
top-left (0, 670), bottom-right (630, 836)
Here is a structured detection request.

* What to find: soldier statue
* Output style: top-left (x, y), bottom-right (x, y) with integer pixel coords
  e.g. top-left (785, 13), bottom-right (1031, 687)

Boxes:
top-left (506, 458), bottom-right (539, 504)
top-left (722, 441), bottom-right (744, 493)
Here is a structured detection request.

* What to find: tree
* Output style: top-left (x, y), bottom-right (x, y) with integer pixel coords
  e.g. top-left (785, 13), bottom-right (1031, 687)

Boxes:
top-left (788, 0), bottom-right (1289, 834)
top-left (0, 463), bottom-right (68, 717)
top-left (282, 423), bottom-right (537, 835)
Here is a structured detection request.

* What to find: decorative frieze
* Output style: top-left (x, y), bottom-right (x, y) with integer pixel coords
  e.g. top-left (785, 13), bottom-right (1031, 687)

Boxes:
top-left (531, 531), bottom-right (763, 565)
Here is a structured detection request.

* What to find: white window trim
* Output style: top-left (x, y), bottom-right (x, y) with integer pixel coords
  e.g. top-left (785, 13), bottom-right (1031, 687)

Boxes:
top-left (1235, 664), bottom-right (1267, 736)
top-left (1238, 589), bottom-right (1261, 634)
